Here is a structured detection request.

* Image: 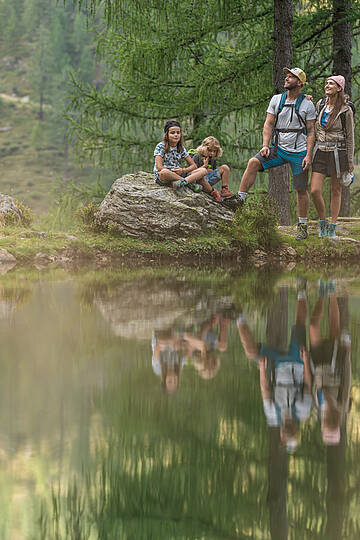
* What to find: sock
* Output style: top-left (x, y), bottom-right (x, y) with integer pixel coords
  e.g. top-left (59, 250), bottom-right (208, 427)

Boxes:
top-left (238, 192), bottom-right (248, 202)
top-left (298, 217), bottom-right (307, 224)
top-left (237, 314), bottom-right (246, 325)
top-left (297, 291), bottom-right (307, 300)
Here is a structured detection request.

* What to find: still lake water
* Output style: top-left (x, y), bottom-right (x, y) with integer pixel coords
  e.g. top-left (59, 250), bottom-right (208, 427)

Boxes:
top-left (0, 266), bottom-right (359, 539)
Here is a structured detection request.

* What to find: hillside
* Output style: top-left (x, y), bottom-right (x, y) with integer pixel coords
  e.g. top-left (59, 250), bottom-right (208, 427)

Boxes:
top-left (0, 92), bottom-right (113, 214)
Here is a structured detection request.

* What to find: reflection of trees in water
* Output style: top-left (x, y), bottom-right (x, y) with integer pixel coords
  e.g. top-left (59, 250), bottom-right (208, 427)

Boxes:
top-left (36, 280), bottom-right (360, 539)
top-left (0, 286), bottom-right (32, 318)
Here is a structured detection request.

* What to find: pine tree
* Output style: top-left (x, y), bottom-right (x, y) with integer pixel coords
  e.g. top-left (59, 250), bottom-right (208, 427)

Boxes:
top-left (65, 1), bottom-right (360, 177)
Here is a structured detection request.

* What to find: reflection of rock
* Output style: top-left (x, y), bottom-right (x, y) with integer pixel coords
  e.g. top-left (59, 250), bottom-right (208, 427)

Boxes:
top-left (93, 280), bottom-right (235, 339)
top-left (95, 172), bottom-right (234, 240)
top-left (0, 249), bottom-right (17, 274)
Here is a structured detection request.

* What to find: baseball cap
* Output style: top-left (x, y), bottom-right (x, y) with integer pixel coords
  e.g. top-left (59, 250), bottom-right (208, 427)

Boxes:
top-left (283, 67), bottom-right (306, 84)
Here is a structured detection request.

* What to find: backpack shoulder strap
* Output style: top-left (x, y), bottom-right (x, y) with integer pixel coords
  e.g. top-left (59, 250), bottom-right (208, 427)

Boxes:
top-left (316, 97), bottom-right (326, 116)
top-left (295, 93), bottom-right (306, 127)
top-left (274, 92), bottom-right (287, 129)
top-left (295, 93), bottom-right (305, 113)
top-left (277, 92), bottom-right (287, 114)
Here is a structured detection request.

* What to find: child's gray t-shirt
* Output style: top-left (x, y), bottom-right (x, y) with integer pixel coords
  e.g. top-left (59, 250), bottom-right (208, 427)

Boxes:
top-left (267, 94), bottom-right (316, 153)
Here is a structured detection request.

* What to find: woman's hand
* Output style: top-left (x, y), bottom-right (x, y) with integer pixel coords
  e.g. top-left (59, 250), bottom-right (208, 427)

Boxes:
top-left (172, 167), bottom-right (183, 175)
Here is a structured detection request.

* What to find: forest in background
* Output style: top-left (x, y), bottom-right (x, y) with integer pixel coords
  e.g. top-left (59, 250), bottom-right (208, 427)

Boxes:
top-left (0, 0), bottom-right (114, 213)
top-left (0, 0), bottom-right (360, 218)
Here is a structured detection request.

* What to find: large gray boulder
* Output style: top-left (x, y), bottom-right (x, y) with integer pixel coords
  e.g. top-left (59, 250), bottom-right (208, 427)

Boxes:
top-left (95, 171), bottom-right (235, 239)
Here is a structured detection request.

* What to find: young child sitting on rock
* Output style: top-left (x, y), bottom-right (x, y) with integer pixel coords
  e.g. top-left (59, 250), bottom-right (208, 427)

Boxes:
top-left (192, 136), bottom-right (234, 200)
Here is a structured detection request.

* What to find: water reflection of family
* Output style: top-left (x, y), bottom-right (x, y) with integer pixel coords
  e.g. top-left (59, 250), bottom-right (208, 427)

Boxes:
top-left (238, 279), bottom-right (351, 449)
top-left (238, 280), bottom-right (352, 540)
top-left (152, 311), bottom-right (231, 394)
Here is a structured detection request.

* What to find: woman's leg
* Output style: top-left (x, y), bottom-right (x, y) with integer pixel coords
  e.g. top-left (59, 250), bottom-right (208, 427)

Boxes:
top-left (329, 174), bottom-right (342, 223)
top-left (309, 296), bottom-right (325, 348)
top-left (310, 171), bottom-right (327, 220)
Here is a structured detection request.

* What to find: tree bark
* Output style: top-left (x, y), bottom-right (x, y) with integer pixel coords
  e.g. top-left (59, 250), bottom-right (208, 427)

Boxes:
top-left (333, 0), bottom-right (352, 217)
top-left (269, 0), bottom-right (293, 225)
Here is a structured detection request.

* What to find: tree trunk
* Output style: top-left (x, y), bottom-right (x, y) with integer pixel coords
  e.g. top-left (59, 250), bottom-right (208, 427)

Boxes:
top-left (333, 0), bottom-right (352, 217)
top-left (269, 0), bottom-right (293, 225)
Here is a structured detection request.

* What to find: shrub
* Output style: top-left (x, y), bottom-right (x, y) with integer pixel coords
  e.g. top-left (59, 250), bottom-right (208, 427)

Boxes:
top-left (75, 202), bottom-right (99, 226)
top-left (231, 194), bottom-right (279, 250)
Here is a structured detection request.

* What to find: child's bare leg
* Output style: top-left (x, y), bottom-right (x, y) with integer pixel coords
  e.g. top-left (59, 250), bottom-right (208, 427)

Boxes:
top-left (186, 167), bottom-right (207, 184)
top-left (159, 169), bottom-right (183, 183)
top-left (219, 164), bottom-right (230, 187)
top-left (198, 176), bottom-right (214, 193)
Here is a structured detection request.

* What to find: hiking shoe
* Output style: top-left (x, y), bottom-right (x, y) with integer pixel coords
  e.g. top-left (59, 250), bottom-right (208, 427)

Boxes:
top-left (328, 223), bottom-right (337, 238)
top-left (223, 194), bottom-right (244, 210)
top-left (187, 182), bottom-right (203, 193)
top-left (296, 223), bottom-right (308, 241)
top-left (221, 185), bottom-right (234, 199)
top-left (318, 219), bottom-right (328, 238)
top-left (210, 188), bottom-right (223, 203)
top-left (173, 179), bottom-right (188, 192)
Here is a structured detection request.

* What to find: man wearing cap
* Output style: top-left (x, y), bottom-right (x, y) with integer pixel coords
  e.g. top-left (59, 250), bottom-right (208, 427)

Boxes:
top-left (237, 67), bottom-right (316, 240)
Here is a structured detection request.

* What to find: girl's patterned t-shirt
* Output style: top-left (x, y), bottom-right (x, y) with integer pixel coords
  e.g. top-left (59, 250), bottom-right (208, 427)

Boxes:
top-left (153, 142), bottom-right (189, 177)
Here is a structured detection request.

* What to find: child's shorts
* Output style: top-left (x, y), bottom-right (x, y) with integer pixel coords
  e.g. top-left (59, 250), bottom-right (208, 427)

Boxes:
top-left (154, 171), bottom-right (189, 186)
top-left (205, 169), bottom-right (221, 186)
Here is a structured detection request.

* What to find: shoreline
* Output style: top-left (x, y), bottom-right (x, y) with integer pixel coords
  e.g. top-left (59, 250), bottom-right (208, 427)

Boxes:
top-left (0, 220), bottom-right (360, 272)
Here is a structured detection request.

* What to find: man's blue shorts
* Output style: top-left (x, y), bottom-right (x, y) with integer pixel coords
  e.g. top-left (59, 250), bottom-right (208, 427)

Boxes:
top-left (255, 145), bottom-right (308, 191)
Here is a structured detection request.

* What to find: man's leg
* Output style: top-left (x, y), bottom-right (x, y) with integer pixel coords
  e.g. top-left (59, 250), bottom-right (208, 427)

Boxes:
top-left (292, 168), bottom-right (310, 241)
top-left (297, 189), bottom-right (309, 222)
top-left (238, 147), bottom-right (284, 203)
top-left (238, 157), bottom-right (263, 201)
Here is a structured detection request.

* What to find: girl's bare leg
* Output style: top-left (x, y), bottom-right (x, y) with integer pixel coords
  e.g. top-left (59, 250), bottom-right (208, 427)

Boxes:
top-left (159, 169), bottom-right (183, 183)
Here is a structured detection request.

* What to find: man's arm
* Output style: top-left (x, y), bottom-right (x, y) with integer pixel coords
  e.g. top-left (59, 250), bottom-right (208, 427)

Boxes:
top-left (302, 119), bottom-right (315, 170)
top-left (260, 113), bottom-right (275, 157)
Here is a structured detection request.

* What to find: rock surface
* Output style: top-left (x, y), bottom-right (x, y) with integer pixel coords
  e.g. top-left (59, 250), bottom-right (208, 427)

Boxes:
top-left (0, 194), bottom-right (27, 224)
top-left (95, 171), bottom-right (235, 239)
